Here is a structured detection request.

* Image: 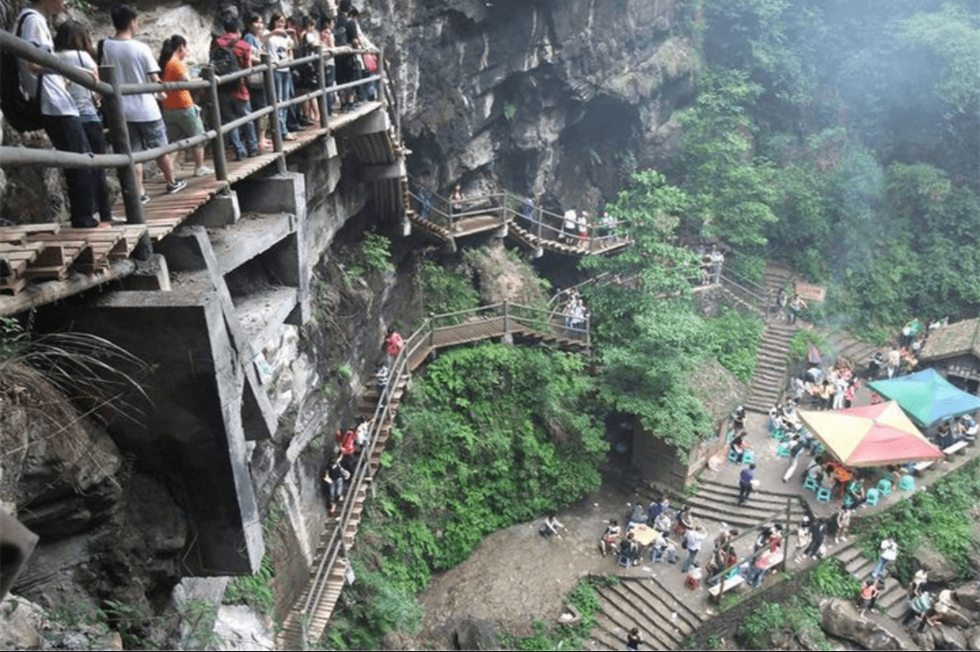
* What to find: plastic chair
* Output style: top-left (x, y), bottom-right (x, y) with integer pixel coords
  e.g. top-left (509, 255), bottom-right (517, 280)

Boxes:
top-left (772, 427), bottom-right (785, 440)
top-left (649, 547), bottom-right (664, 563)
top-left (813, 443), bottom-right (825, 456)
top-left (617, 552), bottom-right (632, 568)
top-left (899, 475), bottom-right (915, 492)
top-left (803, 476), bottom-right (818, 492)
top-left (877, 478), bottom-right (892, 496)
top-left (727, 448), bottom-right (739, 463)
top-left (865, 488), bottom-right (880, 507)
top-left (742, 449), bottom-right (755, 464)
top-left (816, 487), bottom-right (832, 502)
top-left (776, 443), bottom-right (790, 457)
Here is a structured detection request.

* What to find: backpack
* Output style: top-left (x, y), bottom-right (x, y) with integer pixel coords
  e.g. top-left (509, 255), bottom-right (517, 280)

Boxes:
top-left (1, 12), bottom-right (46, 133)
top-left (293, 38), bottom-right (319, 88)
top-left (333, 22), bottom-right (348, 46)
top-left (209, 39), bottom-right (241, 89)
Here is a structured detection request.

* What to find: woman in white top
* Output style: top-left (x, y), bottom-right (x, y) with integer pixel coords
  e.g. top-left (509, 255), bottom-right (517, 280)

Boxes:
top-left (54, 20), bottom-right (114, 224)
top-left (266, 12), bottom-right (297, 140)
top-left (18, 0), bottom-right (99, 227)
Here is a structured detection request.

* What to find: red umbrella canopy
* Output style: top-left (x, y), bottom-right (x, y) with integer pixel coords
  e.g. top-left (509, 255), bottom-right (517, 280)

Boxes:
top-left (799, 401), bottom-right (944, 467)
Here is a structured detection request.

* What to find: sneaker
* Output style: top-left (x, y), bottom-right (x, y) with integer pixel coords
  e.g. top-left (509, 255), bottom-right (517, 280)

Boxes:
top-left (283, 133), bottom-right (297, 141)
top-left (193, 165), bottom-right (213, 177)
top-left (140, 195), bottom-right (151, 205)
top-left (247, 150), bottom-right (260, 158)
top-left (104, 215), bottom-right (127, 225)
top-left (167, 178), bottom-right (187, 194)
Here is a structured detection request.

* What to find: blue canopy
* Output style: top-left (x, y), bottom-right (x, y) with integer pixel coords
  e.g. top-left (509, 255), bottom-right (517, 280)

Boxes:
top-left (868, 368), bottom-right (980, 428)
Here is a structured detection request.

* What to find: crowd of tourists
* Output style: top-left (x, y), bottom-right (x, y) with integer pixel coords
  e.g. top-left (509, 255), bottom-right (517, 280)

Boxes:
top-left (7, 0), bottom-right (377, 226)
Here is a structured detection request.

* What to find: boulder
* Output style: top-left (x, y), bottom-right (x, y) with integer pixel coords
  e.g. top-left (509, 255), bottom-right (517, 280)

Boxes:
top-left (911, 628), bottom-right (937, 650)
top-left (933, 625), bottom-right (968, 650)
top-left (454, 618), bottom-right (498, 650)
top-left (965, 625), bottom-right (980, 650)
top-left (820, 598), bottom-right (905, 650)
top-left (955, 585), bottom-right (980, 614)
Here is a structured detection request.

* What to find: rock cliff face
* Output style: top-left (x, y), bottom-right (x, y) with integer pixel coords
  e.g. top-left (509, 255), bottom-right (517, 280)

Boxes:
top-left (369, 0), bottom-right (696, 208)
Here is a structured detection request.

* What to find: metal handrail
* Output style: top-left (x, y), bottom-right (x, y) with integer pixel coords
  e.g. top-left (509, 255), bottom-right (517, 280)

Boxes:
top-left (407, 179), bottom-right (630, 252)
top-left (0, 30), bottom-right (383, 224)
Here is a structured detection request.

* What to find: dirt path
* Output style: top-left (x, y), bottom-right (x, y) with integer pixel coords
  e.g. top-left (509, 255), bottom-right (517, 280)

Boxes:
top-left (402, 482), bottom-right (639, 649)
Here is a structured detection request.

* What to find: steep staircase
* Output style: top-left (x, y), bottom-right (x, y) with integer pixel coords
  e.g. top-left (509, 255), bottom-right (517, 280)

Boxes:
top-left (587, 575), bottom-right (705, 651)
top-left (746, 320), bottom-right (798, 414)
top-left (276, 374), bottom-right (408, 648)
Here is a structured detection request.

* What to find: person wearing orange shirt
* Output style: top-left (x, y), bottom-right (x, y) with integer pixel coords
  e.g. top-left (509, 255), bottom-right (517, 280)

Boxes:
top-left (158, 34), bottom-right (211, 176)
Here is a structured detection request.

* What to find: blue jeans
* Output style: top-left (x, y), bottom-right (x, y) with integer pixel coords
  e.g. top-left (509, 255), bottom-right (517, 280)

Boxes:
top-left (871, 556), bottom-right (892, 579)
top-left (219, 94), bottom-right (258, 158)
top-left (273, 71), bottom-right (291, 136)
top-left (681, 548), bottom-right (700, 573)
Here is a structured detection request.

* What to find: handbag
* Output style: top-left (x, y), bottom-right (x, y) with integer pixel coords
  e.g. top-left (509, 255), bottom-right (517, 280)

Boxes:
top-left (362, 52), bottom-right (378, 73)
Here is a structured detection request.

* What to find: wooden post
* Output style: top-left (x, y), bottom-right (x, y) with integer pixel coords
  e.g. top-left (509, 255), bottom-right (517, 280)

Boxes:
top-left (263, 54), bottom-right (287, 175)
top-left (200, 66), bottom-right (228, 182)
top-left (503, 301), bottom-right (509, 334)
top-left (99, 65), bottom-right (151, 259)
top-left (316, 45), bottom-right (328, 129)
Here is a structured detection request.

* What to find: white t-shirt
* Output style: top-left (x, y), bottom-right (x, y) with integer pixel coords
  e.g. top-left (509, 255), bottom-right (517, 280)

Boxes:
top-left (57, 50), bottom-right (99, 117)
top-left (100, 37), bottom-right (161, 122)
top-left (266, 33), bottom-right (293, 64)
top-left (16, 9), bottom-right (78, 117)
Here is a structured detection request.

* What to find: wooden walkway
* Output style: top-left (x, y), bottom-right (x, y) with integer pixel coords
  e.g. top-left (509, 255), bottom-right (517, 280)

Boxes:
top-left (276, 313), bottom-right (588, 649)
top-left (0, 102), bottom-right (384, 315)
top-left (508, 220), bottom-right (633, 257)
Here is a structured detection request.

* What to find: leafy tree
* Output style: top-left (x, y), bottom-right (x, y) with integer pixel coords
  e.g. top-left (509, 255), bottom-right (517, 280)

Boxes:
top-left (675, 68), bottom-right (779, 249)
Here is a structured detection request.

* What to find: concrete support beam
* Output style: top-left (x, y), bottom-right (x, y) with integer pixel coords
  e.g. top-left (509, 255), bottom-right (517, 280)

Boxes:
top-left (192, 190), bottom-right (241, 227)
top-left (347, 109), bottom-right (390, 136)
top-left (118, 254), bottom-right (171, 291)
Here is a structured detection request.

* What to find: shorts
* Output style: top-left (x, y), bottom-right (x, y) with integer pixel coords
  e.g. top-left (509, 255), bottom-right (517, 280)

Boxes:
top-left (162, 106), bottom-right (204, 143)
top-left (126, 119), bottom-right (168, 153)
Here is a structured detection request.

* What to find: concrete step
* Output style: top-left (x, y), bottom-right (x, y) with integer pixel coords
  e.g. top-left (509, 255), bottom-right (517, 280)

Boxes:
top-left (590, 614), bottom-right (628, 651)
top-left (595, 584), bottom-right (681, 650)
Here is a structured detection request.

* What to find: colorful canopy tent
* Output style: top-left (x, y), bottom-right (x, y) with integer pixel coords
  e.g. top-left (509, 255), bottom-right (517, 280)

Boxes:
top-left (868, 368), bottom-right (980, 428)
top-left (798, 402), bottom-right (944, 467)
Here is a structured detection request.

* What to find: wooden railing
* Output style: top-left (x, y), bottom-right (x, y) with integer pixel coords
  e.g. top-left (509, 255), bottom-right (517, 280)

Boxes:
top-left (289, 301), bottom-right (588, 645)
top-left (0, 30), bottom-right (382, 233)
top-left (406, 181), bottom-right (629, 251)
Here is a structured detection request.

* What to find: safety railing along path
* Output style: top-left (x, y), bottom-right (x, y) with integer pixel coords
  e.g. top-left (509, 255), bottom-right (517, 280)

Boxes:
top-left (276, 302), bottom-right (590, 649)
top-left (405, 180), bottom-right (633, 257)
top-left (0, 30), bottom-right (389, 314)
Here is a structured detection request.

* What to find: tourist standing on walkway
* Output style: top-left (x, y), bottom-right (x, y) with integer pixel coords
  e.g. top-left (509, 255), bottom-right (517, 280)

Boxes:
top-left (158, 34), bottom-right (211, 177)
top-left (680, 525), bottom-right (706, 573)
top-left (101, 3), bottom-right (186, 202)
top-left (737, 463), bottom-right (756, 504)
top-left (626, 627), bottom-right (641, 651)
top-left (212, 18), bottom-right (260, 161)
top-left (872, 537), bottom-right (898, 579)
top-left (53, 20), bottom-right (114, 224)
top-left (17, 0), bottom-right (100, 227)
top-left (383, 327), bottom-right (404, 365)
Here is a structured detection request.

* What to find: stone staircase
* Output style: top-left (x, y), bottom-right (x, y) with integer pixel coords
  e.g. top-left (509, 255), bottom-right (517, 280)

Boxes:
top-left (746, 320), bottom-right (798, 414)
top-left (636, 478), bottom-right (809, 531)
top-left (587, 575), bottom-right (705, 651)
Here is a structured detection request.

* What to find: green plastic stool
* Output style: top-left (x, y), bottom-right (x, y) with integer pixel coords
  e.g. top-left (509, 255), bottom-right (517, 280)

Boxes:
top-left (803, 476), bottom-right (818, 492)
top-left (816, 487), bottom-right (832, 502)
top-left (742, 449), bottom-right (755, 464)
top-left (877, 478), bottom-right (892, 496)
top-left (899, 475), bottom-right (915, 492)
top-left (776, 443), bottom-right (790, 457)
top-left (865, 488), bottom-right (880, 507)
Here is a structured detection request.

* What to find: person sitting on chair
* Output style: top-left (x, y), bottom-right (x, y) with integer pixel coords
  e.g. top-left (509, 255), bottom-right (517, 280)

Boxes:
top-left (599, 519), bottom-right (621, 557)
top-left (619, 531), bottom-right (640, 567)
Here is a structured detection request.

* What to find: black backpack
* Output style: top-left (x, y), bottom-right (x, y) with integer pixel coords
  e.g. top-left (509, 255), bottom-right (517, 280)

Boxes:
top-left (333, 22), bottom-right (348, 46)
top-left (0, 12), bottom-right (46, 133)
top-left (293, 39), bottom-right (319, 88)
top-left (209, 39), bottom-right (241, 89)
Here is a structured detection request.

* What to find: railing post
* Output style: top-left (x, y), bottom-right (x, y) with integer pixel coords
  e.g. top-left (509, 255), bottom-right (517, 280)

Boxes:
top-left (99, 65), bottom-right (151, 258)
top-left (586, 313), bottom-right (591, 348)
top-left (263, 54), bottom-right (287, 174)
top-left (315, 45), bottom-right (328, 129)
top-left (503, 301), bottom-right (509, 334)
top-left (536, 206), bottom-right (543, 243)
top-left (200, 66), bottom-right (228, 183)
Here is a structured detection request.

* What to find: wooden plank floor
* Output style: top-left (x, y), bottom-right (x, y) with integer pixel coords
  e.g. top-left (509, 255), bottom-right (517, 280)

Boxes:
top-left (0, 103), bottom-right (385, 309)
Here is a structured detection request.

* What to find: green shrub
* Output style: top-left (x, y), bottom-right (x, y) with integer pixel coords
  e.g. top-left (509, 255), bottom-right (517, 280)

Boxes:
top-left (809, 558), bottom-right (862, 598)
top-left (362, 232), bottom-right (395, 274)
top-left (223, 554), bottom-right (275, 615)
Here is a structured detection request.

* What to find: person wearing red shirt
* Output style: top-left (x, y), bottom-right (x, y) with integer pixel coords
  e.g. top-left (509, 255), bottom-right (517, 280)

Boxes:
top-left (212, 18), bottom-right (259, 160)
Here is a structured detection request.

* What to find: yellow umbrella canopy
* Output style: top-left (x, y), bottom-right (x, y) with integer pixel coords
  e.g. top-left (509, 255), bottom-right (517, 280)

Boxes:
top-left (798, 401), bottom-right (944, 467)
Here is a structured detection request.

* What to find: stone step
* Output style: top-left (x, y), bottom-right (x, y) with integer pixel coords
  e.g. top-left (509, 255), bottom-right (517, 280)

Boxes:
top-left (610, 578), bottom-right (699, 635)
top-left (595, 584), bottom-right (682, 650)
top-left (590, 613), bottom-right (630, 651)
